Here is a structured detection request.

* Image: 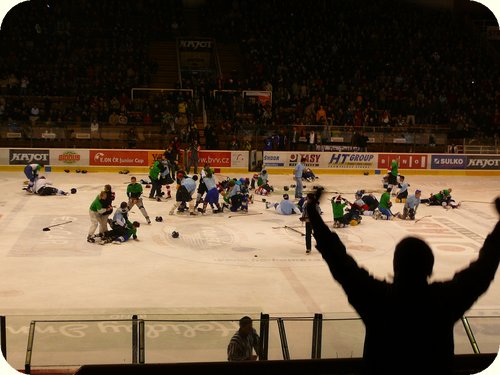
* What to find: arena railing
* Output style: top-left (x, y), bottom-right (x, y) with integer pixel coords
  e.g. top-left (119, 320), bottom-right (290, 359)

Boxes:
top-left (0, 121), bottom-right (452, 153)
top-left (15, 313), bottom-right (500, 374)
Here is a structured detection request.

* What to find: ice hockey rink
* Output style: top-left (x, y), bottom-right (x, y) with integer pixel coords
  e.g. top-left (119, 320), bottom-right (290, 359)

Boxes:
top-left (0, 169), bottom-right (500, 371)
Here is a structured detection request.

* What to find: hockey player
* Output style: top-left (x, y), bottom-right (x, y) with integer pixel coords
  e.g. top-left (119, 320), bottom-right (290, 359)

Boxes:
top-left (254, 169), bottom-right (274, 196)
top-left (394, 175), bottom-right (410, 202)
top-left (332, 195), bottom-right (348, 228)
top-left (399, 189), bottom-right (422, 220)
top-left (87, 191), bottom-right (111, 242)
top-left (23, 162), bottom-right (44, 192)
top-left (302, 167), bottom-right (317, 182)
top-left (294, 158), bottom-right (305, 199)
top-left (352, 191), bottom-right (369, 213)
top-left (374, 188), bottom-right (397, 220)
top-left (361, 192), bottom-right (379, 215)
top-left (169, 172), bottom-right (198, 215)
top-left (388, 159), bottom-right (399, 191)
top-left (238, 177), bottom-right (252, 209)
top-left (382, 159), bottom-right (398, 190)
top-left (200, 169), bottom-right (224, 214)
top-left (159, 155), bottom-right (173, 199)
top-left (101, 184), bottom-right (115, 232)
top-left (111, 221), bottom-right (141, 244)
top-left (93, 202), bottom-right (132, 244)
top-left (127, 176), bottom-right (151, 224)
top-left (195, 163), bottom-right (213, 210)
top-left (33, 176), bottom-right (68, 196)
top-left (341, 192), bottom-right (365, 225)
top-left (225, 179), bottom-right (245, 212)
top-left (266, 193), bottom-right (301, 215)
top-left (421, 188), bottom-right (459, 208)
top-left (251, 169), bottom-right (269, 190)
top-left (148, 158), bottom-right (164, 201)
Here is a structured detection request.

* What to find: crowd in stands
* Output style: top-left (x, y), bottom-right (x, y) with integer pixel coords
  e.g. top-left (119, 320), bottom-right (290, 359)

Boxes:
top-left (203, 0), bottom-right (500, 141)
top-left (0, 0), bottom-right (499, 150)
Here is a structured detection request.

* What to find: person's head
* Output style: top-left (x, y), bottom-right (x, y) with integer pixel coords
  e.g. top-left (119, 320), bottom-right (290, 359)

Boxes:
top-left (238, 316), bottom-right (254, 336)
top-left (415, 189), bottom-right (422, 198)
top-left (399, 175), bottom-right (405, 182)
top-left (283, 193), bottom-right (289, 200)
top-left (104, 184), bottom-right (112, 192)
top-left (192, 175), bottom-right (198, 181)
top-left (119, 201), bottom-right (128, 214)
top-left (130, 176), bottom-right (137, 183)
top-left (132, 221), bottom-right (140, 228)
top-left (393, 237), bottom-right (434, 283)
top-left (99, 191), bottom-right (107, 200)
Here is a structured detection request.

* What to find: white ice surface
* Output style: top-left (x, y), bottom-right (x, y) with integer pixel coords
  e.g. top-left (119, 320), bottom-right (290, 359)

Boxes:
top-left (0, 170), bottom-right (499, 367)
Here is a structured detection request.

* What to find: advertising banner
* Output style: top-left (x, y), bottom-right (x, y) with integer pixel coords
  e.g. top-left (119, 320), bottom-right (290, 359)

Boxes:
top-left (264, 152), bottom-right (377, 169)
top-left (325, 153), bottom-right (377, 169)
top-left (9, 149), bottom-right (50, 165)
top-left (178, 38), bottom-right (214, 70)
top-left (198, 151), bottom-right (232, 167)
top-left (263, 152), bottom-right (286, 167)
top-left (50, 149), bottom-right (89, 166)
top-left (288, 152), bottom-right (322, 167)
top-left (466, 155), bottom-right (500, 170)
top-left (378, 154), bottom-right (427, 169)
top-left (230, 151), bottom-right (248, 168)
top-left (430, 155), bottom-right (466, 169)
top-left (89, 150), bottom-right (149, 166)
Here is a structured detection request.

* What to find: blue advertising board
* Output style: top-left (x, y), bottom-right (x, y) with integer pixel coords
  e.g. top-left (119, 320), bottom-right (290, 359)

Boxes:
top-left (430, 155), bottom-right (466, 169)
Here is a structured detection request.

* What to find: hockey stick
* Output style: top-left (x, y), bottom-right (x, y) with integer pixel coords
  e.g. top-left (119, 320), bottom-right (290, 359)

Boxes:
top-left (42, 220), bottom-right (73, 231)
top-left (228, 212), bottom-right (263, 218)
top-left (461, 200), bottom-right (494, 204)
top-left (415, 215), bottom-right (432, 223)
top-left (272, 225), bottom-right (306, 236)
top-left (284, 225), bottom-right (305, 236)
